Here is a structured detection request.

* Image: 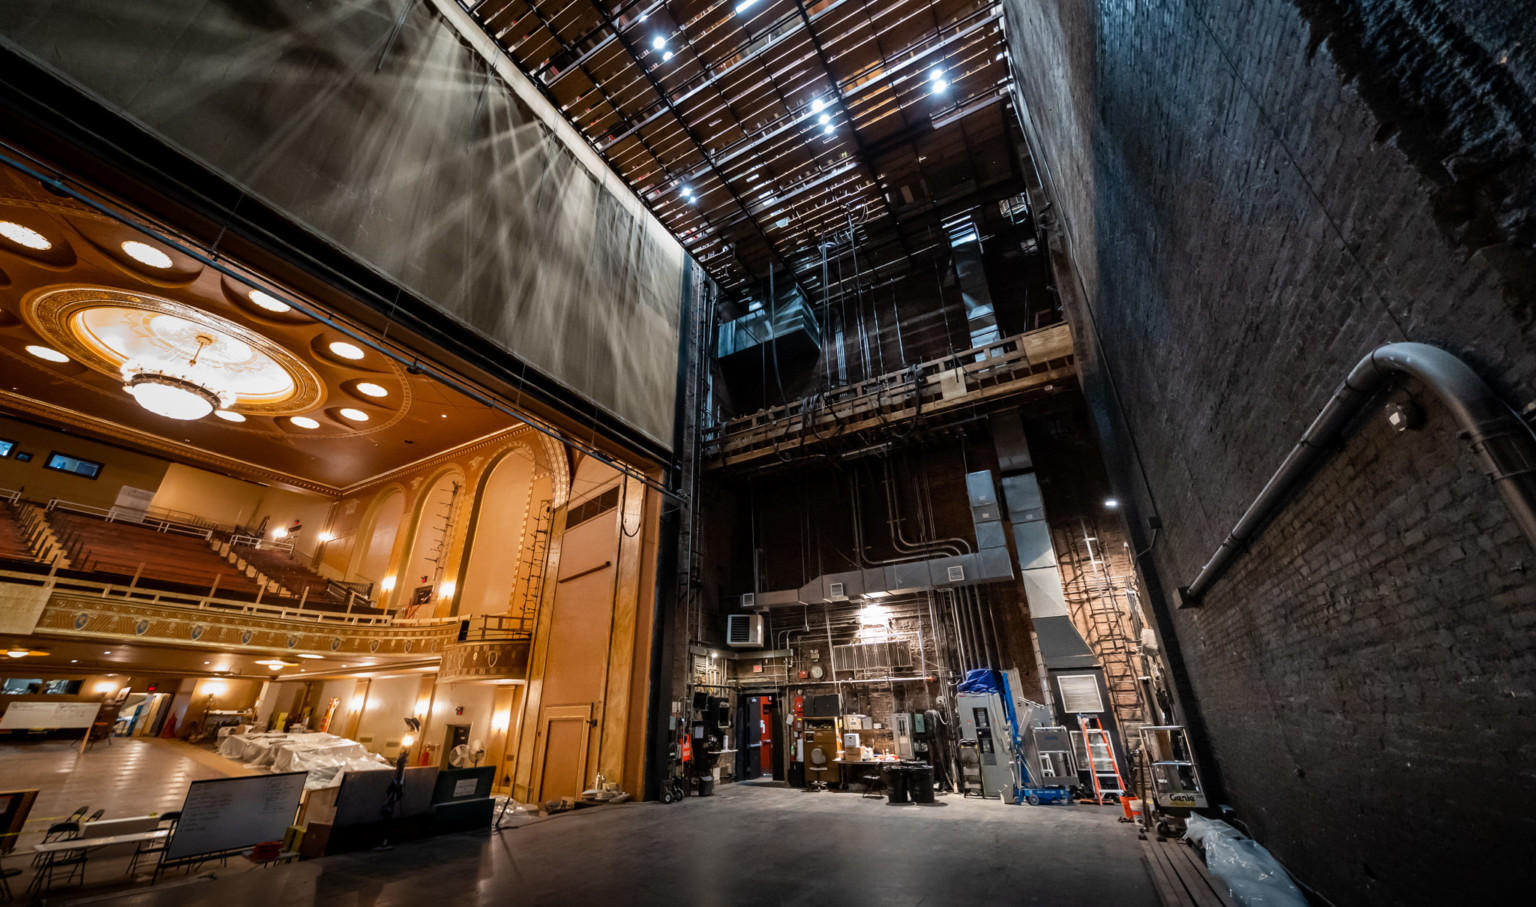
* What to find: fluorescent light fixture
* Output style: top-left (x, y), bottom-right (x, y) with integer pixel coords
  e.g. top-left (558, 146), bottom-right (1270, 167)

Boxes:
top-left (652, 35), bottom-right (666, 50)
top-left (248, 290), bottom-right (291, 313)
top-left (214, 409), bottom-right (245, 422)
top-left (356, 382), bottom-right (388, 397)
top-left (328, 340), bottom-right (365, 360)
top-left (122, 240), bottom-right (173, 268)
top-left (290, 416), bottom-right (320, 429)
top-left (25, 345), bottom-right (69, 363)
top-left (0, 221), bottom-right (51, 250)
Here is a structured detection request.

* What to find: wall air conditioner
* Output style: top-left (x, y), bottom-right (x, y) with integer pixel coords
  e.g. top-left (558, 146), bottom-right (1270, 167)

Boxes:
top-left (726, 614), bottom-right (764, 648)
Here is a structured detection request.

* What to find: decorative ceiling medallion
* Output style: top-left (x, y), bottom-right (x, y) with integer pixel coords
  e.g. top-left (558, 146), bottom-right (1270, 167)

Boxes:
top-left (25, 287), bottom-right (324, 415)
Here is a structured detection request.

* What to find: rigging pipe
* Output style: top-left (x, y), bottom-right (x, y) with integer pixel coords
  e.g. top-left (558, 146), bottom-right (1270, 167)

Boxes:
top-left (1181, 343), bottom-right (1536, 604)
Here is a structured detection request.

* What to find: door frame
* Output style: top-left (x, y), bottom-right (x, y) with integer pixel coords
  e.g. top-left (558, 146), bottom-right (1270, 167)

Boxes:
top-left (533, 704), bottom-right (592, 802)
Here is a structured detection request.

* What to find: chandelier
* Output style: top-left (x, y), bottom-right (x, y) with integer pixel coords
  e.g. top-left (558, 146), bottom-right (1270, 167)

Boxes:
top-left (120, 333), bottom-right (235, 421)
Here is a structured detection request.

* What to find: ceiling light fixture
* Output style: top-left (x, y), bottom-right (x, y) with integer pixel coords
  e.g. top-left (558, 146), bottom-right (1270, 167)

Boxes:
top-left (811, 97), bottom-right (826, 113)
top-left (735, 0), bottom-right (760, 12)
top-left (356, 382), bottom-right (388, 398)
top-left (25, 345), bottom-right (70, 363)
top-left (339, 407), bottom-right (370, 422)
top-left (290, 416), bottom-right (320, 429)
top-left (824, 124), bottom-right (835, 135)
top-left (7, 649), bottom-right (31, 658)
top-left (297, 654), bottom-right (323, 660)
top-left (933, 79), bottom-right (948, 93)
top-left (663, 50), bottom-right (673, 61)
top-left (121, 240), bottom-right (173, 269)
top-left (214, 410), bottom-right (246, 422)
top-left (248, 290), bottom-right (292, 313)
top-left (652, 35), bottom-right (666, 50)
top-left (0, 221), bottom-right (51, 250)
top-left (818, 113), bottom-right (830, 125)
top-left (328, 340), bottom-right (365, 360)
top-left (121, 333), bottom-right (235, 421)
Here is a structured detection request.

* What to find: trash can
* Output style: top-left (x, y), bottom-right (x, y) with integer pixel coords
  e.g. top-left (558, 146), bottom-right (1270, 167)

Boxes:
top-left (697, 776), bottom-right (715, 797)
top-left (884, 764), bottom-right (910, 804)
top-left (908, 763), bottom-right (935, 803)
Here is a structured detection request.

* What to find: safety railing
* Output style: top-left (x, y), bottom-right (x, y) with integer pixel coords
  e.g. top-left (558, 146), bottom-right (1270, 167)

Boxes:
top-left (46, 498), bottom-right (215, 540)
top-left (0, 562), bottom-right (411, 627)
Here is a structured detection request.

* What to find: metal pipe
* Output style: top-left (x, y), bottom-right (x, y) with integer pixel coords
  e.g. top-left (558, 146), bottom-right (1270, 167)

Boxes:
top-left (1182, 342), bottom-right (1536, 603)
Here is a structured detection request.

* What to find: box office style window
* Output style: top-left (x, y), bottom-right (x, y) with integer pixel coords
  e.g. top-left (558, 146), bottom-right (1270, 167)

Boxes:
top-left (0, 438), bottom-right (15, 458)
top-left (43, 452), bottom-right (104, 479)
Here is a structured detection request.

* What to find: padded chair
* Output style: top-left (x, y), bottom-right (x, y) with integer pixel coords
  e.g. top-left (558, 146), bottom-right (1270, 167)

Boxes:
top-left (807, 747), bottom-right (830, 791)
top-left (127, 812), bottom-right (179, 877)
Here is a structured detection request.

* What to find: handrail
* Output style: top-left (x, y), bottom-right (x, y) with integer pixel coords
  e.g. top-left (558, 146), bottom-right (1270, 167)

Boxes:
top-left (46, 498), bottom-right (214, 540)
top-left (0, 563), bottom-right (456, 628)
top-left (0, 487), bottom-right (21, 504)
top-left (229, 533), bottom-right (295, 554)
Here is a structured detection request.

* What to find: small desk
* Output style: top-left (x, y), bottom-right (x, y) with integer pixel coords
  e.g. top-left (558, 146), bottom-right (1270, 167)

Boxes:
top-left (30, 830), bottom-right (168, 894)
top-left (34, 828), bottom-right (167, 855)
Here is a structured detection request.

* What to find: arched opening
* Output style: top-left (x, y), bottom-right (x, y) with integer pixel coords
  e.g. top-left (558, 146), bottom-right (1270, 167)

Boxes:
top-left (397, 470), bottom-right (465, 614)
top-left (350, 488), bottom-right (405, 596)
top-left (459, 446), bottom-right (546, 619)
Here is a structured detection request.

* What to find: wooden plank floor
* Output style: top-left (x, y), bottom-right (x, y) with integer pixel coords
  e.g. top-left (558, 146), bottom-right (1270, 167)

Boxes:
top-left (1140, 837), bottom-right (1238, 907)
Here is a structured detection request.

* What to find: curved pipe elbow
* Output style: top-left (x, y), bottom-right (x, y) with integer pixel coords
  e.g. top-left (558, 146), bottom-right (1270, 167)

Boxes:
top-left (1181, 343), bottom-right (1536, 605)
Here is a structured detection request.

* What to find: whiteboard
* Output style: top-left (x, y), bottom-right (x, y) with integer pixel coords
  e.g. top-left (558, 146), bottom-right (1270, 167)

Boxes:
top-left (166, 772), bottom-right (306, 859)
top-left (0, 701), bottom-right (100, 730)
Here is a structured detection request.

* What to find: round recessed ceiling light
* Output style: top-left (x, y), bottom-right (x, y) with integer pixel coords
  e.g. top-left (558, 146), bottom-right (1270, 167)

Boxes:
top-left (811, 97), bottom-right (826, 113)
top-left (291, 416), bottom-right (320, 429)
top-left (0, 221), bottom-right (51, 250)
top-left (25, 345), bottom-right (69, 363)
top-left (339, 407), bottom-right (370, 422)
top-left (248, 290), bottom-right (291, 313)
top-left (121, 240), bottom-right (173, 269)
top-left (328, 340), bottom-right (365, 360)
top-left (356, 382), bottom-right (388, 398)
top-left (214, 409), bottom-right (246, 422)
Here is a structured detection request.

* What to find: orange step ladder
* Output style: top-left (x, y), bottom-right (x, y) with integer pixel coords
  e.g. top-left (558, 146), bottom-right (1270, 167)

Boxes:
top-left (1077, 715), bottom-right (1127, 804)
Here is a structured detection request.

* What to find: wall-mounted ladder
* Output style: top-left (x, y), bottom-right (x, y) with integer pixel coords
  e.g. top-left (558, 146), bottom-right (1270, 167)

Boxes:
top-left (515, 501), bottom-right (554, 627)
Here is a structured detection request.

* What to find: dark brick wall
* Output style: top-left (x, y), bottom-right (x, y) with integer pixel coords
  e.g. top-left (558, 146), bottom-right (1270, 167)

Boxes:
top-left (1002, 0), bottom-right (1536, 902)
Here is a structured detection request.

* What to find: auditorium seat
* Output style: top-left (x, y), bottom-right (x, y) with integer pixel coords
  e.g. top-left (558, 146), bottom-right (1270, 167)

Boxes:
top-left (45, 511), bottom-right (262, 595)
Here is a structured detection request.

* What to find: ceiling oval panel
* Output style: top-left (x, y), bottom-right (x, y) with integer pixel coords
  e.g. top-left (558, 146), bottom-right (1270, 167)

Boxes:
top-left (0, 208), bottom-right (78, 269)
top-left (22, 286), bottom-right (325, 415)
top-left (69, 220), bottom-right (202, 287)
top-left (217, 273), bottom-right (313, 324)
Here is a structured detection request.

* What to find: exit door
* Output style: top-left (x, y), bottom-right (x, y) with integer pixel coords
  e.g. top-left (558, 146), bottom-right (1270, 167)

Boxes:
top-left (744, 695), bottom-right (780, 779)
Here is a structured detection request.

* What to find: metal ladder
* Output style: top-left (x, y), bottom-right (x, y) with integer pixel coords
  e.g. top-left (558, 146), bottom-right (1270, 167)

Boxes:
top-left (1078, 714), bottom-right (1127, 804)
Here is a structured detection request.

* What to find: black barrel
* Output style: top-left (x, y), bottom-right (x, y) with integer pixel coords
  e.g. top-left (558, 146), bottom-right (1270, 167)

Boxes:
top-left (697, 776), bottom-right (715, 796)
top-left (884, 764), bottom-right (910, 804)
top-left (908, 763), bottom-right (935, 803)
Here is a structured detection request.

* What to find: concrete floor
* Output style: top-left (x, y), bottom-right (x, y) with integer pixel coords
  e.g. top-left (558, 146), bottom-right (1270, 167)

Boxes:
top-left (55, 781), bottom-right (1158, 907)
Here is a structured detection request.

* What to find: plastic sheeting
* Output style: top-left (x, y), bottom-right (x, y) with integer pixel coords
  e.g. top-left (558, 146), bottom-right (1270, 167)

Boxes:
top-left (217, 731), bottom-right (390, 790)
top-left (1184, 815), bottom-right (1309, 907)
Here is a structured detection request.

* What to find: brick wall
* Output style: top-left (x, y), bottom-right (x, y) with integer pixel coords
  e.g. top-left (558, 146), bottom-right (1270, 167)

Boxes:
top-left (1002, 0), bottom-right (1536, 902)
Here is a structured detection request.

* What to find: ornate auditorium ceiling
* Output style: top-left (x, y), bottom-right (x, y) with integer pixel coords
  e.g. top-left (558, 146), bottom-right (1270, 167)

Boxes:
top-left (0, 168), bottom-right (512, 494)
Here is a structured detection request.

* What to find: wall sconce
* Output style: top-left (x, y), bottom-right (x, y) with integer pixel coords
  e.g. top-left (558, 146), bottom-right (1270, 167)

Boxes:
top-left (491, 711), bottom-right (510, 734)
top-left (272, 526), bottom-right (289, 539)
top-left (204, 681), bottom-right (228, 697)
top-left (415, 699), bottom-right (430, 718)
top-left (402, 733), bottom-right (415, 748)
top-left (94, 681), bottom-right (118, 696)
top-left (438, 580), bottom-right (456, 599)
top-left (351, 695), bottom-right (366, 712)
top-left (318, 531), bottom-right (335, 543)
top-left (380, 576), bottom-right (396, 592)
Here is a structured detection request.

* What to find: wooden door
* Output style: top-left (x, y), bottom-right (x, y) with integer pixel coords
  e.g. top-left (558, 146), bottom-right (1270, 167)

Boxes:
top-left (535, 704), bottom-right (591, 803)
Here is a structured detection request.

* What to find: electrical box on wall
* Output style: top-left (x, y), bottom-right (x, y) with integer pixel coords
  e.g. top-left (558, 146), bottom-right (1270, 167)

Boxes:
top-left (726, 614), bottom-right (764, 648)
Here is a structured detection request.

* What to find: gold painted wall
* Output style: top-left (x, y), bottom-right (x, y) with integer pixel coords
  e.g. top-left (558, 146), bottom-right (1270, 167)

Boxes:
top-left (0, 414), bottom-right (170, 508)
